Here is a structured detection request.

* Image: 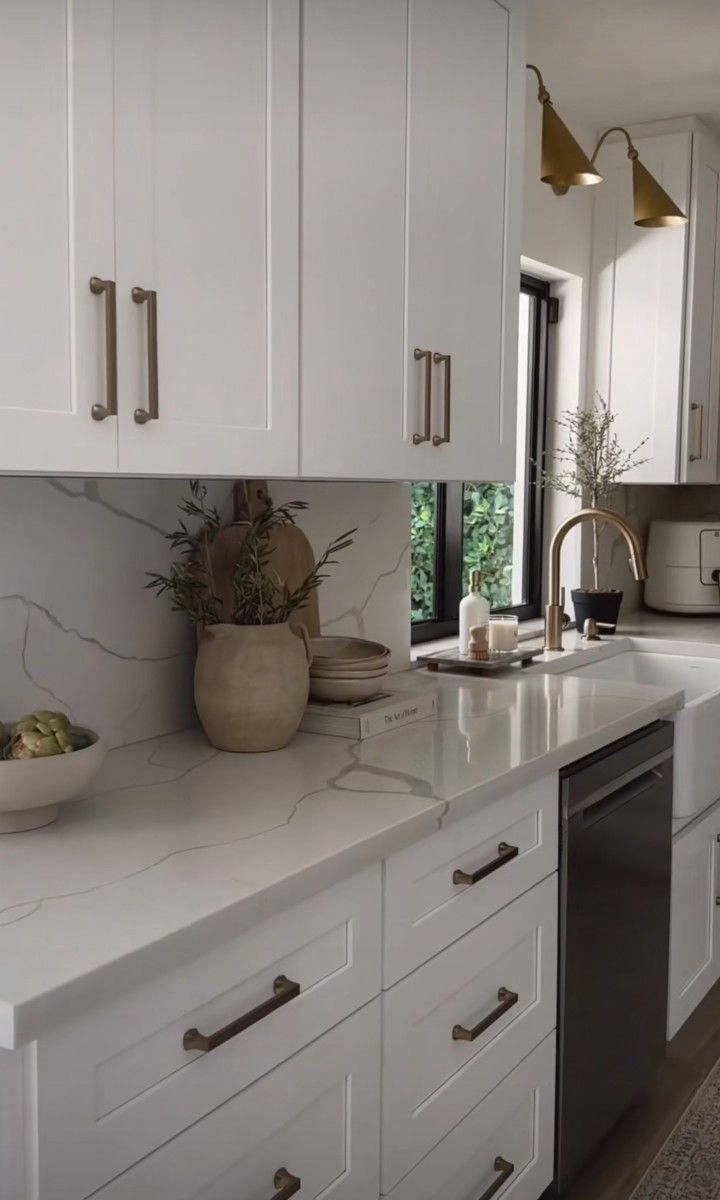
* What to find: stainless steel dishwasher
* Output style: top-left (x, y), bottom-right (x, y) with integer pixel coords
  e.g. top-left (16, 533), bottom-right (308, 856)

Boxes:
top-left (551, 720), bottom-right (674, 1194)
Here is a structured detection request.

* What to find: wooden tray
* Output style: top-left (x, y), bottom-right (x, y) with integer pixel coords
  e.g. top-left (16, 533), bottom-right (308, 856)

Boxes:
top-left (416, 645), bottom-right (545, 673)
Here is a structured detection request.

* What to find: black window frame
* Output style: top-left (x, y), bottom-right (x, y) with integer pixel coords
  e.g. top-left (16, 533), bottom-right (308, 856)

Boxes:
top-left (411, 273), bottom-right (550, 644)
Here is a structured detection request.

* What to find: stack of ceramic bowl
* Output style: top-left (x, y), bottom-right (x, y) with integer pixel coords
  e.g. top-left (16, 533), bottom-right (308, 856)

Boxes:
top-left (309, 636), bottom-right (391, 703)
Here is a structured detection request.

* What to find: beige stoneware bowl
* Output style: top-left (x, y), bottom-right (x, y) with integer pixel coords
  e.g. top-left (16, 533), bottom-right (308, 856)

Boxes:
top-left (310, 636), bottom-right (390, 666)
top-left (0, 729), bottom-right (106, 833)
top-left (309, 675), bottom-right (388, 703)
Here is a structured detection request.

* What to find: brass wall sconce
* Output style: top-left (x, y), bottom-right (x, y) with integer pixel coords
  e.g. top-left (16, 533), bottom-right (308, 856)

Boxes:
top-left (526, 64), bottom-right (688, 228)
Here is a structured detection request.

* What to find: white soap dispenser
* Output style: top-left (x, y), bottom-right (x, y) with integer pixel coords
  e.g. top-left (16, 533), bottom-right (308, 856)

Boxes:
top-left (459, 569), bottom-right (490, 656)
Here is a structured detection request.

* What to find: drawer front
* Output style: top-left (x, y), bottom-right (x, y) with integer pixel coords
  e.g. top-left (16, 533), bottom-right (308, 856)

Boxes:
top-left (383, 775), bottom-right (558, 984)
top-left (382, 875), bottom-right (557, 1191)
top-left (93, 1000), bottom-right (381, 1200)
top-left (384, 1031), bottom-right (556, 1200)
top-left (36, 866), bottom-right (381, 1200)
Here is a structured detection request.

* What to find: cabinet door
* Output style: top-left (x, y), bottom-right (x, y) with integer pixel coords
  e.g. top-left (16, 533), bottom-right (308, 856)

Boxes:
top-left (300, 0), bottom-right (523, 481)
top-left (114, 0), bottom-right (299, 476)
top-left (587, 132), bottom-right (691, 483)
top-left (668, 804), bottom-right (720, 1039)
top-left (0, 0), bottom-right (117, 472)
top-left (681, 132), bottom-right (720, 483)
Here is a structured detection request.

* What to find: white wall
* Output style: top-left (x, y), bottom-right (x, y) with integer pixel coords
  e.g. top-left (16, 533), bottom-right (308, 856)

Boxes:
top-left (0, 478), bottom-right (410, 748)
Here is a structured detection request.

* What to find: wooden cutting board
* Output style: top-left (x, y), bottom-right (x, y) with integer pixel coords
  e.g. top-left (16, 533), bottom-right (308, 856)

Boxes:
top-left (204, 481), bottom-right (320, 637)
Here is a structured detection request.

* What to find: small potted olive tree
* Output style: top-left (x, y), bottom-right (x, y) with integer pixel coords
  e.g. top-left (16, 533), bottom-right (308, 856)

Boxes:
top-left (539, 394), bottom-right (648, 632)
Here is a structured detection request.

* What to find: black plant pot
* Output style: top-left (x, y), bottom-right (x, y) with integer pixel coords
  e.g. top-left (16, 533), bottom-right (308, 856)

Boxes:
top-left (571, 589), bottom-right (623, 634)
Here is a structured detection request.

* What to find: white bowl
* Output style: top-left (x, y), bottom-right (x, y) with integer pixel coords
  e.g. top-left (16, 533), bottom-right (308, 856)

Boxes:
top-left (0, 729), bottom-right (106, 833)
top-left (310, 664), bottom-right (389, 681)
top-left (310, 636), bottom-right (390, 667)
top-left (309, 675), bottom-right (389, 704)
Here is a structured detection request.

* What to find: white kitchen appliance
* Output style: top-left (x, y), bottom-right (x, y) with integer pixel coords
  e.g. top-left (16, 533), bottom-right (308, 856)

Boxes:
top-left (645, 519), bottom-right (720, 613)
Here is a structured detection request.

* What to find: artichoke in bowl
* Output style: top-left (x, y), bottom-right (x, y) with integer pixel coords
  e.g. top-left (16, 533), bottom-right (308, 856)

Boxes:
top-left (3, 711), bottom-right (87, 761)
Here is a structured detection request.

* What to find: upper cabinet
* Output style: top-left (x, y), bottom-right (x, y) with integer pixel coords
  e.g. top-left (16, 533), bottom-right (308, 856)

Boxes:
top-left (0, 0), bottom-right (117, 473)
top-left (588, 125), bottom-right (720, 484)
top-left (1, 0), bottom-right (524, 480)
top-left (300, 0), bottom-right (525, 482)
top-left (113, 0), bottom-right (300, 476)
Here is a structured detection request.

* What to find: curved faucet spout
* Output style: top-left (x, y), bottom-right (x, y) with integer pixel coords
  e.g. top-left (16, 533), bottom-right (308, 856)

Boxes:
top-left (545, 507), bottom-right (647, 652)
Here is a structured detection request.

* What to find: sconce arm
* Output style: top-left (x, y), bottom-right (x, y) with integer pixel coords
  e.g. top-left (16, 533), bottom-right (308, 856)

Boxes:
top-left (591, 126), bottom-right (639, 164)
top-left (526, 63), bottom-right (551, 104)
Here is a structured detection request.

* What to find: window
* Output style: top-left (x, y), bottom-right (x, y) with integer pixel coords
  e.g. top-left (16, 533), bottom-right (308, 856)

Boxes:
top-left (411, 274), bottom-right (550, 641)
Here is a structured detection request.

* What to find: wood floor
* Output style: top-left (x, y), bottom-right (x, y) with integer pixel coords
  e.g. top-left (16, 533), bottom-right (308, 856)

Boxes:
top-left (555, 977), bottom-right (720, 1200)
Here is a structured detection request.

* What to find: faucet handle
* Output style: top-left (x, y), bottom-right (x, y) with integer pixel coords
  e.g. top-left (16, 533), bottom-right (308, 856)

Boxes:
top-left (582, 618), bottom-right (600, 641)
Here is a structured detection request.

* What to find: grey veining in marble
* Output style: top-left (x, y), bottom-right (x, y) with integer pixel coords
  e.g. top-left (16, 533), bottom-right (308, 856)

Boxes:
top-left (0, 477), bottom-right (410, 748)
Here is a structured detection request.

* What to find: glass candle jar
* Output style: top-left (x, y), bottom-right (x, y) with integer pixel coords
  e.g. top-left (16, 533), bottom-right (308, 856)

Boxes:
top-left (488, 614), bottom-right (519, 652)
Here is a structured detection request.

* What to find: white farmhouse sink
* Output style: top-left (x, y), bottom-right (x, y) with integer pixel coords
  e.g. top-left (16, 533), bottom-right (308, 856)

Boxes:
top-left (566, 651), bottom-right (720, 818)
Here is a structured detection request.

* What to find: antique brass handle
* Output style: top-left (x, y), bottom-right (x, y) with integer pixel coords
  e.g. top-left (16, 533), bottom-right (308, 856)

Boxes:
top-left (89, 277), bottom-right (117, 421)
top-left (183, 975), bottom-right (300, 1053)
top-left (689, 401), bottom-right (704, 462)
top-left (271, 1168), bottom-right (301, 1199)
top-left (132, 286), bottom-right (159, 424)
top-left (452, 987), bottom-right (519, 1042)
top-left (476, 1156), bottom-right (514, 1200)
top-left (432, 351), bottom-right (451, 446)
top-left (453, 842), bottom-right (519, 887)
top-left (413, 348), bottom-right (432, 444)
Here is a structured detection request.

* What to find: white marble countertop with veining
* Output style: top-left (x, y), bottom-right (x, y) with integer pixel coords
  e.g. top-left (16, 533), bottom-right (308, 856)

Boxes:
top-left (0, 668), bottom-right (683, 1048)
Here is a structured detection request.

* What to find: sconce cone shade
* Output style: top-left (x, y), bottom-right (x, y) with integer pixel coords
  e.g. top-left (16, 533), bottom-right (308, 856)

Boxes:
top-left (632, 157), bottom-right (688, 227)
top-left (540, 101), bottom-right (603, 189)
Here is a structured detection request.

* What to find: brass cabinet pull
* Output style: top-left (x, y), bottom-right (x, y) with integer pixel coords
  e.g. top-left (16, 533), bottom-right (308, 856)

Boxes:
top-left (132, 286), bottom-right (159, 424)
top-left (413, 348), bottom-right (433, 444)
top-left (432, 351), bottom-right (451, 446)
top-left (89, 277), bottom-right (118, 421)
top-left (452, 987), bottom-right (519, 1041)
top-left (453, 841), bottom-right (519, 887)
top-left (476, 1156), bottom-right (515, 1200)
top-left (183, 974), bottom-right (300, 1053)
top-left (689, 401), bottom-right (704, 462)
top-left (271, 1168), bottom-right (301, 1199)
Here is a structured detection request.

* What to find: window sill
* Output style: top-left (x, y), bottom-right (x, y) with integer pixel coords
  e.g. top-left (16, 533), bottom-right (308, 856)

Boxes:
top-left (410, 617), bottom-right (546, 663)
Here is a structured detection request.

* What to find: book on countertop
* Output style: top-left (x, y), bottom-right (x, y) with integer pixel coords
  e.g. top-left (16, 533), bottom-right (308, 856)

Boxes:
top-left (299, 689), bottom-right (438, 739)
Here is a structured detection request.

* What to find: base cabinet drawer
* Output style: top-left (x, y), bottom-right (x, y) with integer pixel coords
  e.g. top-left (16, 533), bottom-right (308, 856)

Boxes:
top-left (382, 875), bottom-right (557, 1191)
top-left (383, 775), bottom-right (557, 985)
top-left (383, 1032), bottom-right (556, 1200)
top-left (35, 867), bottom-right (381, 1200)
top-left (92, 1000), bottom-right (381, 1199)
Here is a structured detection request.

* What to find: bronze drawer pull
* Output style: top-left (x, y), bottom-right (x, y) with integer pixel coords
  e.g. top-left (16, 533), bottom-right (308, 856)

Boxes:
top-left (476, 1156), bottom-right (514, 1200)
top-left (413, 348), bottom-right (432, 444)
top-left (183, 974), bottom-right (300, 1053)
top-left (271, 1168), bottom-right (301, 1199)
top-left (452, 987), bottom-right (519, 1041)
top-left (453, 842), bottom-right (519, 887)
top-left (132, 285), bottom-right (159, 424)
top-left (432, 351), bottom-right (451, 445)
top-left (89, 277), bottom-right (118, 421)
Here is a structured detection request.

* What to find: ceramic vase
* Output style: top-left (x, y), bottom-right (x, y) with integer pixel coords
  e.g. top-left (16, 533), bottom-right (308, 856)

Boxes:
top-left (194, 622), bottom-right (311, 752)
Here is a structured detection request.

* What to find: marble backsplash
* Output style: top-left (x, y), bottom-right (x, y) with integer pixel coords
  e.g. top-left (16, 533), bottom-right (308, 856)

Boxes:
top-left (0, 477), bottom-right (410, 749)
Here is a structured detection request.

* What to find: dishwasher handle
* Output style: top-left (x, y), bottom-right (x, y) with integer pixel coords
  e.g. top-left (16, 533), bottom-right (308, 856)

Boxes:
top-left (581, 767), bottom-right (664, 827)
top-left (565, 745), bottom-right (672, 821)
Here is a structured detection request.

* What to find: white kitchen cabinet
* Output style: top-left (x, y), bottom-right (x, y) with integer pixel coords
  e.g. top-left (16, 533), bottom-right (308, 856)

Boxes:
top-left (300, 0), bottom-right (525, 481)
top-left (92, 1001), bottom-right (381, 1200)
top-left (588, 123), bottom-right (720, 484)
top-left (114, 0), bottom-right (300, 476)
top-left (668, 798), bottom-right (720, 1038)
top-left (0, 0), bottom-right (118, 473)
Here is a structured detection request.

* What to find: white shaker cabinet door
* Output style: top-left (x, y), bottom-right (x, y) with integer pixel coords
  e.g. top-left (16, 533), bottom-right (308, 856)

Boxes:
top-left (0, 0), bottom-right (118, 472)
top-left (668, 803), bottom-right (720, 1038)
top-left (300, 0), bottom-right (523, 481)
top-left (587, 132), bottom-right (691, 483)
top-left (114, 0), bottom-right (300, 476)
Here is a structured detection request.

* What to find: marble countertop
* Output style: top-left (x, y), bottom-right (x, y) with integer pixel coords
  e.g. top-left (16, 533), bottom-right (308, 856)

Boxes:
top-left (0, 668), bottom-right (683, 1049)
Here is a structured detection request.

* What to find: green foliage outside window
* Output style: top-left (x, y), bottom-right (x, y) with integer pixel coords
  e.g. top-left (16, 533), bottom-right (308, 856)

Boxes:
top-left (462, 482), bottom-right (514, 610)
top-left (411, 482), bottom-right (437, 622)
top-left (410, 481), bottom-right (515, 622)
